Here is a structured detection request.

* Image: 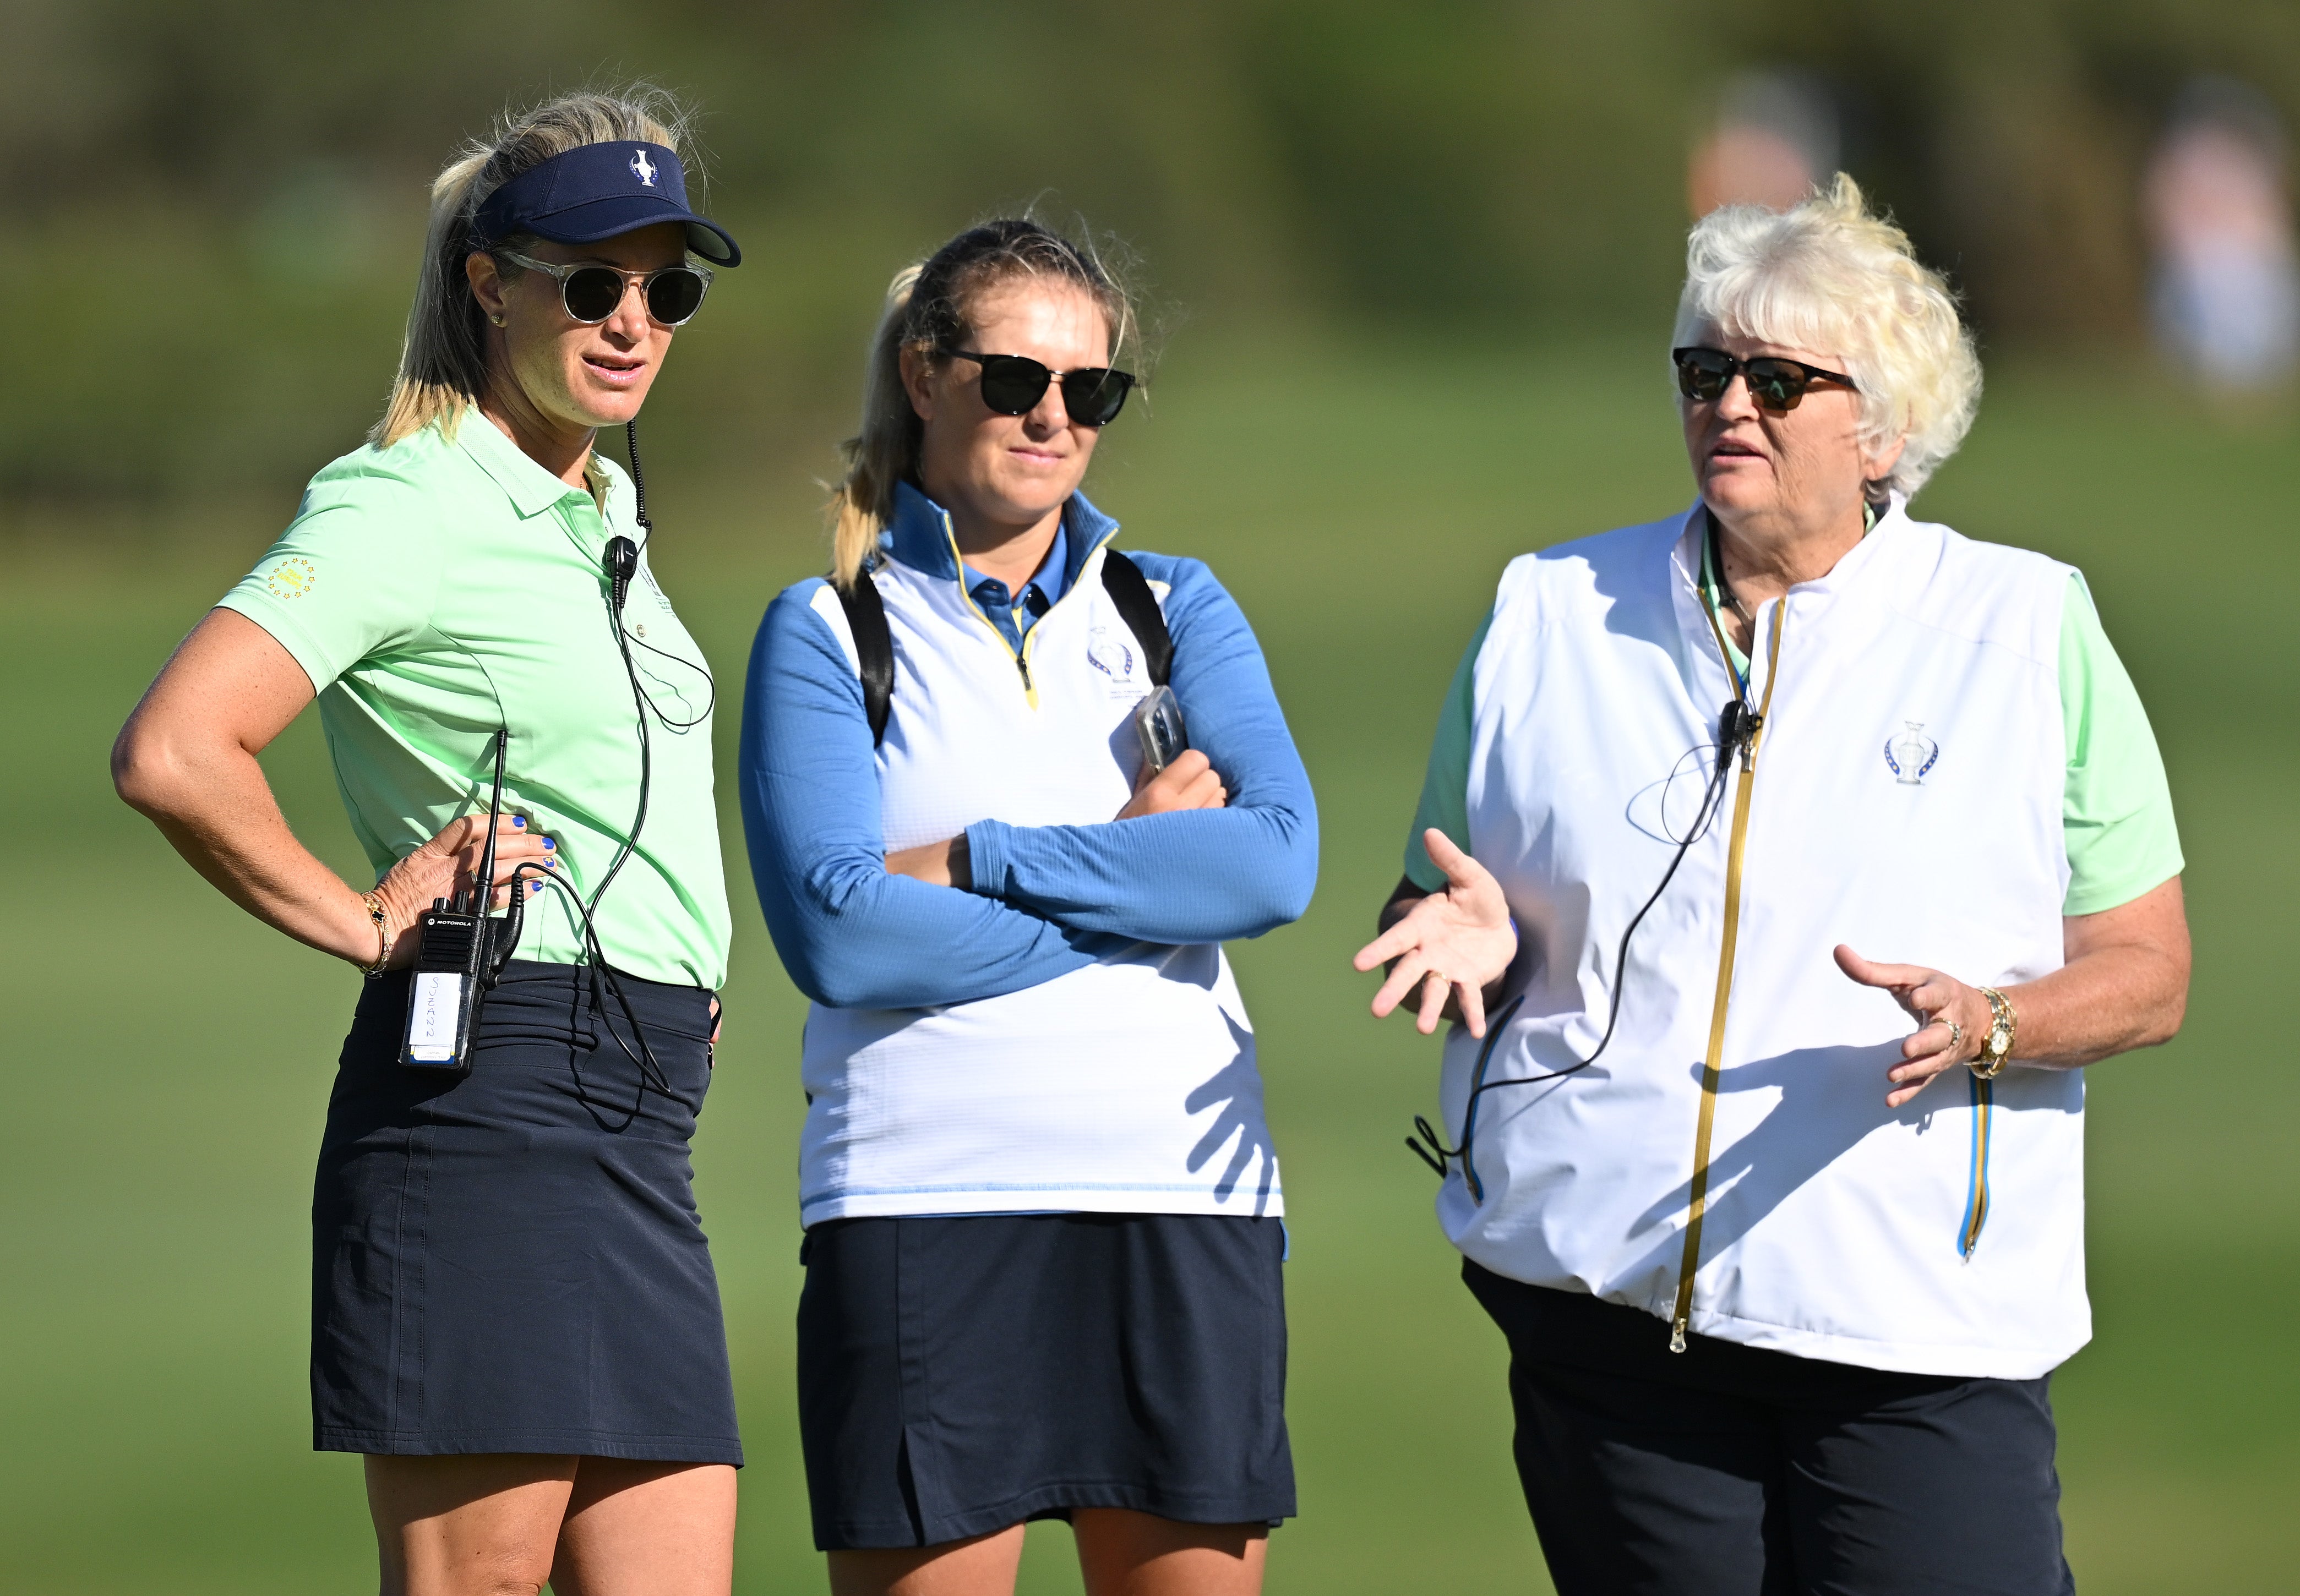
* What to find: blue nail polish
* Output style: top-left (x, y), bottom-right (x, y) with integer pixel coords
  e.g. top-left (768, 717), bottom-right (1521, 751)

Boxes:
top-left (543, 837), bottom-right (555, 850)
top-left (528, 880), bottom-right (542, 893)
top-left (513, 816), bottom-right (526, 828)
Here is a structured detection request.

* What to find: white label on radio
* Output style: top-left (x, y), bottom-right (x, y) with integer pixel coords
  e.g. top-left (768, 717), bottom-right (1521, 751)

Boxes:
top-left (406, 972), bottom-right (465, 1061)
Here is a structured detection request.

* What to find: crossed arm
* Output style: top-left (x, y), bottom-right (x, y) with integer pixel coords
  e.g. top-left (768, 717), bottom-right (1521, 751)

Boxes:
top-left (739, 566), bottom-right (1317, 1012)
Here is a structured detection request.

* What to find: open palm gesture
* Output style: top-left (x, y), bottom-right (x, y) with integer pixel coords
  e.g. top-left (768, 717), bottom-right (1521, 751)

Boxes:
top-left (1354, 830), bottom-right (1519, 1037)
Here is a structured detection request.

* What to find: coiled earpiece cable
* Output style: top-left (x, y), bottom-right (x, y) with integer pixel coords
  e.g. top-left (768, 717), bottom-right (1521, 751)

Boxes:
top-left (551, 418), bottom-right (715, 1129)
top-left (1408, 524), bottom-right (1763, 1196)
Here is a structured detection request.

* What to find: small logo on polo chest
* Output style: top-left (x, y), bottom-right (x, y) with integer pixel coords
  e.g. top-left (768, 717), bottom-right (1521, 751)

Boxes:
top-left (1884, 722), bottom-right (1939, 785)
top-left (1086, 627), bottom-right (1135, 680)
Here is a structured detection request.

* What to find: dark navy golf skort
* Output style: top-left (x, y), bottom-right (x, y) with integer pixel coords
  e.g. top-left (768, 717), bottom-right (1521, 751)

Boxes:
top-left (310, 959), bottom-right (742, 1464)
top-left (798, 1211), bottom-right (1294, 1551)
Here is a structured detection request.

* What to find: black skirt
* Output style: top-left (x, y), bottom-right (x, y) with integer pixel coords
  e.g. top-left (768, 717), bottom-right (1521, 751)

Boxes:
top-left (310, 959), bottom-right (741, 1464)
top-left (798, 1211), bottom-right (1294, 1551)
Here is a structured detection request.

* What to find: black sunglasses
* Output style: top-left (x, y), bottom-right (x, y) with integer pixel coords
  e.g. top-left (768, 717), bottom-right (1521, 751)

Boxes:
top-left (497, 249), bottom-right (715, 327)
top-left (942, 350), bottom-right (1137, 427)
top-left (1672, 346), bottom-right (1857, 413)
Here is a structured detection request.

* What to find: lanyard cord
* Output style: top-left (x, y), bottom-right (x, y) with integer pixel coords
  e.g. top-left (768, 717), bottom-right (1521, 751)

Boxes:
top-left (1669, 587), bottom-right (1785, 1352)
top-left (1406, 526), bottom-right (1763, 1195)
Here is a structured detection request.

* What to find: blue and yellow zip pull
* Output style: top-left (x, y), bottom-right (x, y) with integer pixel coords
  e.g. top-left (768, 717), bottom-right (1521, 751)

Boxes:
top-left (1959, 1073), bottom-right (1993, 1259)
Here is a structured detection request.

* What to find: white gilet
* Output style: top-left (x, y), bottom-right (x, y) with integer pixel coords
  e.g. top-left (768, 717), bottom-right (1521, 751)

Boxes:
top-left (795, 505), bottom-right (1278, 1227)
top-left (1444, 499), bottom-right (2081, 1379)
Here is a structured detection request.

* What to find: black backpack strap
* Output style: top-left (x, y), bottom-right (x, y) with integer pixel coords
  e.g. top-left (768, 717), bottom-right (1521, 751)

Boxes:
top-left (833, 571), bottom-right (895, 746)
top-left (1099, 551), bottom-right (1173, 688)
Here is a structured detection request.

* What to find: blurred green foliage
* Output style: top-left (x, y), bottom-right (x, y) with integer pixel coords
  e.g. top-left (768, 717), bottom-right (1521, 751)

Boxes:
top-left (8, 0), bottom-right (2299, 512)
top-left (4, 341), bottom-right (2296, 1593)
top-left (6, 9), bottom-right (2300, 1587)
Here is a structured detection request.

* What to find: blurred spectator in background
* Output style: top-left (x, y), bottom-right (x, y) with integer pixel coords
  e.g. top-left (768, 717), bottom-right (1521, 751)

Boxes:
top-left (1688, 70), bottom-right (1838, 216)
top-left (2144, 77), bottom-right (2299, 389)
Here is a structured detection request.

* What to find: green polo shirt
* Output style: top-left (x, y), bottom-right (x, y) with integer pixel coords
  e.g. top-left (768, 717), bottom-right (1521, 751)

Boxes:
top-left (219, 413), bottom-right (729, 988)
top-left (1406, 567), bottom-right (2181, 919)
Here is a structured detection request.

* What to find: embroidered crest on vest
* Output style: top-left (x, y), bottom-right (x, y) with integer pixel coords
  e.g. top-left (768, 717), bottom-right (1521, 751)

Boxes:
top-left (1884, 721), bottom-right (1941, 785)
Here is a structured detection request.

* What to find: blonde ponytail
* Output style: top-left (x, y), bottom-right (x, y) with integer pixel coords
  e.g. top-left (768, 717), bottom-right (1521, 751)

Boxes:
top-left (827, 267), bottom-right (925, 589)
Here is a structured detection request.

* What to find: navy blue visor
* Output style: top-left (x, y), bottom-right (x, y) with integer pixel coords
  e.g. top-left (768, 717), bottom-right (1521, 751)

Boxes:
top-left (473, 141), bottom-right (740, 266)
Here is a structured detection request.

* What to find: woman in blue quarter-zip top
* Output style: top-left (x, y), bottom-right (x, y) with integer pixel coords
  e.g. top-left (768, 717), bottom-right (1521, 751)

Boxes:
top-left (739, 218), bottom-right (1317, 1596)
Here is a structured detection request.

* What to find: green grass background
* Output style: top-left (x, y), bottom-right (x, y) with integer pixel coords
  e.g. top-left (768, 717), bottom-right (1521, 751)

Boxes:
top-left (2, 342), bottom-right (2293, 1592)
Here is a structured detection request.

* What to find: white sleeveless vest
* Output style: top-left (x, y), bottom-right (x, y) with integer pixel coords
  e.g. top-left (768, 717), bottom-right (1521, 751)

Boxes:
top-left (795, 517), bottom-right (1279, 1226)
top-left (1445, 500), bottom-right (2082, 1379)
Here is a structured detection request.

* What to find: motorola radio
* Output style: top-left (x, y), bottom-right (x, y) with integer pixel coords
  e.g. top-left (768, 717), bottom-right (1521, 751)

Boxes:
top-left (400, 729), bottom-right (524, 1073)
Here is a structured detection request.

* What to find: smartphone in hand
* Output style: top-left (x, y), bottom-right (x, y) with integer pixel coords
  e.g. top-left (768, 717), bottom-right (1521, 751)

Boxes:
top-left (1132, 685), bottom-right (1188, 775)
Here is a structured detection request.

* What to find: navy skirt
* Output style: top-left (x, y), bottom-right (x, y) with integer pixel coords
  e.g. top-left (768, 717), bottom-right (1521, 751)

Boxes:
top-left (798, 1212), bottom-right (1293, 1551)
top-left (311, 959), bottom-right (742, 1464)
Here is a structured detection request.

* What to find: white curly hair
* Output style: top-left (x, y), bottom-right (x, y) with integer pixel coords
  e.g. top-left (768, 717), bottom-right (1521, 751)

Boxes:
top-left (1672, 173), bottom-right (1981, 498)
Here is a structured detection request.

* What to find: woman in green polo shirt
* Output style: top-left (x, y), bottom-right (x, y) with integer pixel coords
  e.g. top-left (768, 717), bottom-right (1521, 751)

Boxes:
top-left (113, 90), bottom-right (744, 1595)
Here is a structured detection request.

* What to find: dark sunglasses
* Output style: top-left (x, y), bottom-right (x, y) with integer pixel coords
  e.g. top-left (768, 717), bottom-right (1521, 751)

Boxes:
top-left (1672, 346), bottom-right (1857, 413)
top-left (496, 249), bottom-right (714, 327)
top-left (942, 350), bottom-right (1137, 427)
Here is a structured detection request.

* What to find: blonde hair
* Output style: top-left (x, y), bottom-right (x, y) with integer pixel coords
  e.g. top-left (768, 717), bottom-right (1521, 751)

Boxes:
top-left (827, 218), bottom-right (1138, 589)
top-left (373, 86), bottom-right (699, 449)
top-left (1672, 173), bottom-right (1981, 498)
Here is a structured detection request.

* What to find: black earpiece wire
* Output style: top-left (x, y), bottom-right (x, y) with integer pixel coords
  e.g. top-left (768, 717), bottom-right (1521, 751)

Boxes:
top-left (1408, 518), bottom-right (1763, 1194)
top-left (1405, 740), bottom-right (1737, 1195)
top-left (538, 418), bottom-right (711, 1130)
top-left (508, 859), bottom-right (689, 1129)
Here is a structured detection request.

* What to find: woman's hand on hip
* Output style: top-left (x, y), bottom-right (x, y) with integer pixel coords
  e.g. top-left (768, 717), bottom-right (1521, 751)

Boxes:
top-left (115, 608), bottom-right (555, 971)
top-left (370, 815), bottom-right (559, 966)
top-left (1354, 830), bottom-right (1518, 1038)
top-left (1833, 944), bottom-right (1991, 1108)
top-left (1117, 748), bottom-right (1226, 819)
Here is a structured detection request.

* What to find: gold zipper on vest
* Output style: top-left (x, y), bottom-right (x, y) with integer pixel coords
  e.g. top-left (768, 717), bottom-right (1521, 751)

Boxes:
top-left (1671, 595), bottom-right (1786, 1353)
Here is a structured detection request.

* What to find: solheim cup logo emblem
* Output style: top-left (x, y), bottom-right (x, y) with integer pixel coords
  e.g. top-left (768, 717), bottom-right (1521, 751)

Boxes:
top-left (1086, 627), bottom-right (1135, 680)
top-left (1884, 721), bottom-right (1941, 785)
top-left (629, 148), bottom-right (658, 187)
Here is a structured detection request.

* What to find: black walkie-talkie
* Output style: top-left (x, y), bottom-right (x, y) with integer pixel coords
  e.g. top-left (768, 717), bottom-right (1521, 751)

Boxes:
top-left (400, 729), bottom-right (523, 1073)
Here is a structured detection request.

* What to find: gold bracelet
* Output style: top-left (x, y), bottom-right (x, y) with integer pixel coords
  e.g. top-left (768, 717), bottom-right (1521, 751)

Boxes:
top-left (360, 891), bottom-right (394, 978)
top-left (1972, 986), bottom-right (2016, 1079)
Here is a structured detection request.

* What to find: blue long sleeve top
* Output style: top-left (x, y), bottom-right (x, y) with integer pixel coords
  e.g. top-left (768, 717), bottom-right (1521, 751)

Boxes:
top-left (739, 489), bottom-right (1318, 1012)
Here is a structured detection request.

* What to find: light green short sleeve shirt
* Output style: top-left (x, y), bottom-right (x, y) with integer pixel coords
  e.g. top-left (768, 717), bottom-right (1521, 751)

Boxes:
top-left (1405, 570), bottom-right (2181, 917)
top-left (218, 415), bottom-right (730, 988)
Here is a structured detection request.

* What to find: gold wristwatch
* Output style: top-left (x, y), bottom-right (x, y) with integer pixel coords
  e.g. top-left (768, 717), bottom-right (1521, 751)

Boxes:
top-left (1972, 987), bottom-right (2016, 1079)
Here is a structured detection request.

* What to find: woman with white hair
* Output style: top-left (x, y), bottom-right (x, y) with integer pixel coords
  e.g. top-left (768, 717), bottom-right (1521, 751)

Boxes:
top-left (1356, 175), bottom-right (2189, 1593)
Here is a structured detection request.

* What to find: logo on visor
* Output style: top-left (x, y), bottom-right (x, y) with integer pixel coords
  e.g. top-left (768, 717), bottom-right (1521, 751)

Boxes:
top-left (630, 149), bottom-right (658, 188)
top-left (1884, 721), bottom-right (1940, 785)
